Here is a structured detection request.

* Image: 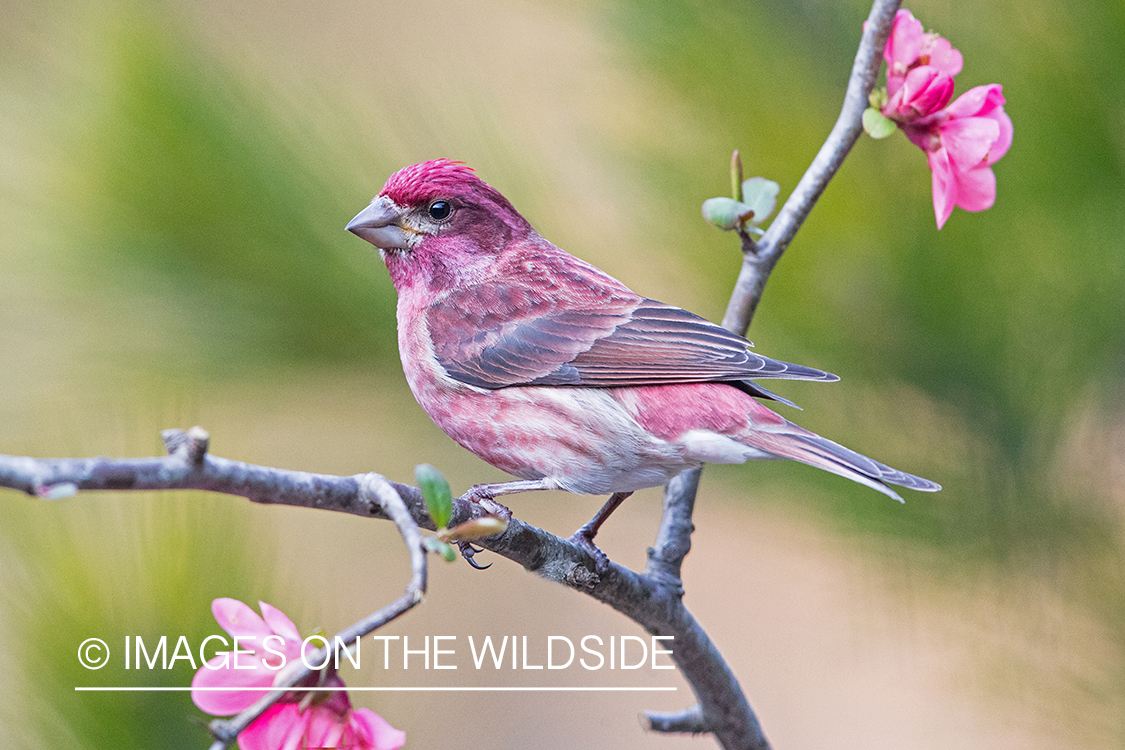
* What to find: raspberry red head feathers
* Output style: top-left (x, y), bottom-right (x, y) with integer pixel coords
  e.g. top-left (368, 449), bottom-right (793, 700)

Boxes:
top-left (380, 159), bottom-right (477, 206)
top-left (379, 159), bottom-right (526, 225)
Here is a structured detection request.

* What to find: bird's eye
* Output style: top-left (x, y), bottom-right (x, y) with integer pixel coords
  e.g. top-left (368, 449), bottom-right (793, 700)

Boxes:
top-left (427, 200), bottom-right (452, 221)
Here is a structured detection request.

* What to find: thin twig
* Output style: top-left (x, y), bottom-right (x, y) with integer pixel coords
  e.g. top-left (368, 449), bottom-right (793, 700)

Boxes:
top-left (721, 0), bottom-right (901, 336)
top-left (645, 704), bottom-right (708, 735)
top-left (202, 473), bottom-right (427, 750)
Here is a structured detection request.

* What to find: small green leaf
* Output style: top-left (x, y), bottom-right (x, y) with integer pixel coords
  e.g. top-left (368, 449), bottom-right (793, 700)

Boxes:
top-left (422, 536), bottom-right (458, 562)
top-left (863, 107), bottom-right (897, 139)
top-left (702, 197), bottom-right (751, 231)
top-left (740, 177), bottom-right (780, 224)
top-left (414, 464), bottom-right (452, 529)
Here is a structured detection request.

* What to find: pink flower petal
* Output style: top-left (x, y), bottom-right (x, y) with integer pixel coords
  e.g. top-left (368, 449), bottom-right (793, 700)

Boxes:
top-left (884, 9), bottom-right (924, 96)
top-left (986, 108), bottom-right (1014, 164)
top-left (944, 84), bottom-right (1005, 120)
top-left (927, 147), bottom-right (956, 229)
top-left (954, 164), bottom-right (997, 212)
top-left (940, 116), bottom-right (1001, 170)
top-left (885, 9), bottom-right (923, 67)
top-left (282, 716), bottom-right (315, 750)
top-left (924, 36), bottom-right (963, 76)
top-left (212, 598), bottom-right (272, 641)
top-left (191, 653), bottom-right (272, 715)
top-left (351, 708), bottom-right (408, 750)
top-left (306, 706), bottom-right (348, 748)
top-left (259, 601), bottom-right (302, 643)
top-left (239, 704), bottom-right (309, 750)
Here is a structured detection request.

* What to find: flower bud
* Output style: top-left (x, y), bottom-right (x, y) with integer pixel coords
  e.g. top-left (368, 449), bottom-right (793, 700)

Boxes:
top-left (439, 515), bottom-right (509, 542)
top-left (883, 66), bottom-right (954, 122)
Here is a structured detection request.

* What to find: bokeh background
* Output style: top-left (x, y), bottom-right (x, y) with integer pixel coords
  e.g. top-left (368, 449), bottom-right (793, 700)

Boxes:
top-left (1, 0), bottom-right (1121, 747)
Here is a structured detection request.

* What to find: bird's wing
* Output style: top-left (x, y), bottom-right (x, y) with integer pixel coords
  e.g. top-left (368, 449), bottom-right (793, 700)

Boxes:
top-left (540, 301), bottom-right (836, 386)
top-left (425, 272), bottom-right (837, 390)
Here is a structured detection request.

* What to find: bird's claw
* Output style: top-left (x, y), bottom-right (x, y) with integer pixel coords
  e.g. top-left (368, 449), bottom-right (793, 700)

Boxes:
top-left (458, 541), bottom-right (491, 570)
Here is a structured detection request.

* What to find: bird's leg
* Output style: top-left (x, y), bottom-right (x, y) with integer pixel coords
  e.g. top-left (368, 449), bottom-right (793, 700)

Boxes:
top-left (462, 478), bottom-right (556, 517)
top-left (464, 477), bottom-right (558, 501)
top-left (574, 491), bottom-right (633, 541)
top-left (569, 491), bottom-right (633, 575)
top-left (456, 479), bottom-right (556, 570)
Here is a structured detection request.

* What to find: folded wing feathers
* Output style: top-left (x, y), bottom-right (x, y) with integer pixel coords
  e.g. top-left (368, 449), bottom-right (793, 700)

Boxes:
top-left (437, 294), bottom-right (838, 390)
top-left (550, 300), bottom-right (838, 385)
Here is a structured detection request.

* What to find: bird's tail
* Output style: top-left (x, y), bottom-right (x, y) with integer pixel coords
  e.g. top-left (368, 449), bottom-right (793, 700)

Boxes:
top-left (737, 418), bottom-right (941, 502)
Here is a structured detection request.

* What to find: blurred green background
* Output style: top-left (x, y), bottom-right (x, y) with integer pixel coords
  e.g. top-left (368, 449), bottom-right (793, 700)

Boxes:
top-left (1, 0), bottom-right (1121, 747)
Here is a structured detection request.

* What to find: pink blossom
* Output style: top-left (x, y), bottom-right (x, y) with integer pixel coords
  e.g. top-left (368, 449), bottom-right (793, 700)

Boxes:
top-left (904, 85), bottom-right (1014, 228)
top-left (191, 598), bottom-right (307, 716)
top-left (239, 677), bottom-right (406, 750)
top-left (875, 9), bottom-right (1011, 228)
top-left (883, 9), bottom-right (963, 97)
top-left (192, 598), bottom-right (405, 750)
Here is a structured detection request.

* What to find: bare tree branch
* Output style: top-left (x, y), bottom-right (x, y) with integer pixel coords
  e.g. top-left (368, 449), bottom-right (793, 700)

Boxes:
top-left (0, 439), bottom-right (752, 742)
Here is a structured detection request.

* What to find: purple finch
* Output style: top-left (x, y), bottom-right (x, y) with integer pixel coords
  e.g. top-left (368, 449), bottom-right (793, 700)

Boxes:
top-left (347, 160), bottom-right (939, 548)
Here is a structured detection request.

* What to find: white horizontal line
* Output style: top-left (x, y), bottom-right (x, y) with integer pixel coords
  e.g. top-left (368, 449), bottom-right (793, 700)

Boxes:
top-left (76, 686), bottom-right (676, 692)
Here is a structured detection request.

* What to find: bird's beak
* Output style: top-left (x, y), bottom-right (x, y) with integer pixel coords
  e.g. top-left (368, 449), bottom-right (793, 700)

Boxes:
top-left (346, 196), bottom-right (412, 251)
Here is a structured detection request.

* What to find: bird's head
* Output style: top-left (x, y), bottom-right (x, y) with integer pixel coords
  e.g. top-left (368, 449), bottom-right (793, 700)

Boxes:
top-left (347, 160), bottom-right (533, 292)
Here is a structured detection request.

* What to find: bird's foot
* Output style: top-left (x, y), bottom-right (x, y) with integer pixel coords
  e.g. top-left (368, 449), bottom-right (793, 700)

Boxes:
top-left (472, 495), bottom-right (511, 521)
top-left (568, 526), bottom-right (611, 577)
top-left (457, 541), bottom-right (491, 570)
top-left (454, 483), bottom-right (525, 571)
top-left (565, 491), bottom-right (631, 577)
top-left (462, 485), bottom-right (515, 519)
